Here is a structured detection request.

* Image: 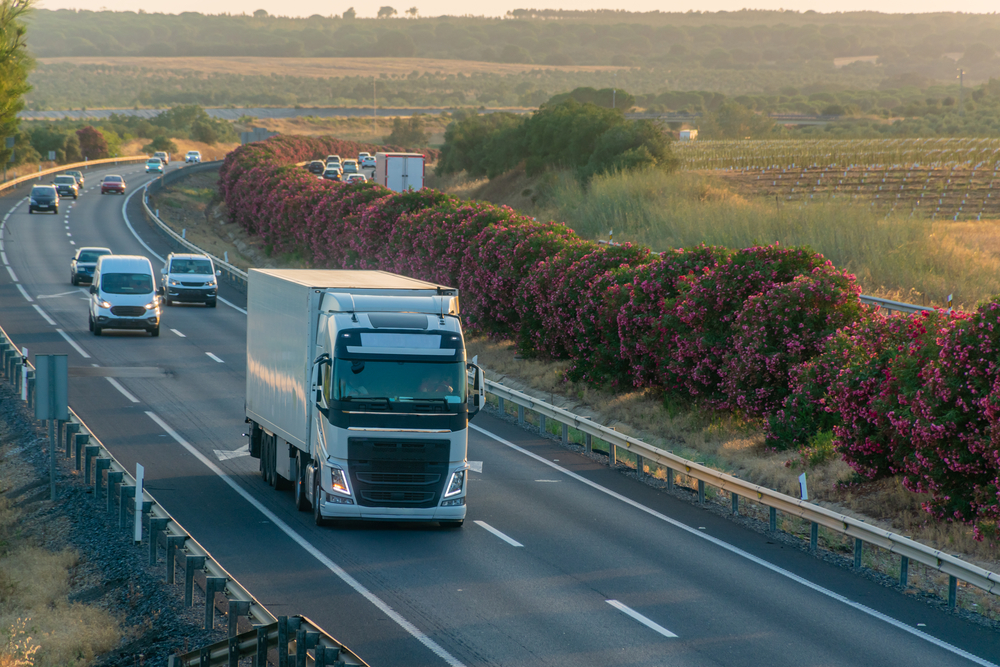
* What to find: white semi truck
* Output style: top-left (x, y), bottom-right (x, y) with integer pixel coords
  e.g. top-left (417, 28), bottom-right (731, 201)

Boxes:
top-left (245, 269), bottom-right (484, 527)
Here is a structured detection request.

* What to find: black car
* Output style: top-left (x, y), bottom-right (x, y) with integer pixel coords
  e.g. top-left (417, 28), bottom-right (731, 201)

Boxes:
top-left (307, 160), bottom-right (326, 174)
top-left (53, 175), bottom-right (79, 199)
top-left (28, 185), bottom-right (59, 214)
top-left (70, 246), bottom-right (112, 285)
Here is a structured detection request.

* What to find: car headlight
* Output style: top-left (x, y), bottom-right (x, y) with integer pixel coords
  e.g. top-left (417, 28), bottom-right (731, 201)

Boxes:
top-left (144, 302), bottom-right (156, 310)
top-left (98, 299), bottom-right (112, 309)
top-left (168, 279), bottom-right (181, 286)
top-left (327, 465), bottom-right (351, 496)
top-left (206, 279), bottom-right (217, 287)
top-left (444, 470), bottom-right (466, 497)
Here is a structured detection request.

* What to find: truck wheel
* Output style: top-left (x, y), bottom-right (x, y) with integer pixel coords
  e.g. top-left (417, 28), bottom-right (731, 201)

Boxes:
top-left (259, 436), bottom-right (269, 482)
top-left (294, 455), bottom-right (311, 512)
top-left (266, 437), bottom-right (277, 487)
top-left (313, 478), bottom-right (329, 527)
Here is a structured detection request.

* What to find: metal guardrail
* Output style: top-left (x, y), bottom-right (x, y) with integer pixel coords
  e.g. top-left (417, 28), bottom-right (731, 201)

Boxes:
top-left (140, 162), bottom-right (250, 290)
top-left (0, 155), bottom-right (149, 194)
top-left (0, 323), bottom-right (365, 666)
top-left (483, 380), bottom-right (1000, 606)
top-left (859, 294), bottom-right (930, 315)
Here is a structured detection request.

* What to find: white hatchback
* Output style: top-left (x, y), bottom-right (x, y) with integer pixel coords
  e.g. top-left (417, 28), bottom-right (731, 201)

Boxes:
top-left (185, 151), bottom-right (202, 163)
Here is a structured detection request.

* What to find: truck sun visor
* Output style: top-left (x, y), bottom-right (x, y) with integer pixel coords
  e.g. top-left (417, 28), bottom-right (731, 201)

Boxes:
top-left (360, 333), bottom-right (442, 348)
top-left (368, 313), bottom-right (429, 329)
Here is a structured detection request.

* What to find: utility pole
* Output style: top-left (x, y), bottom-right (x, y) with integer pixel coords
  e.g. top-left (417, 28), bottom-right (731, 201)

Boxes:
top-left (373, 77), bottom-right (377, 139)
top-left (957, 68), bottom-right (965, 117)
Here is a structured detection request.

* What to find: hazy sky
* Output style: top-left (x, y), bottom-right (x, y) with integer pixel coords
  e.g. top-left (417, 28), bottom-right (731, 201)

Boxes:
top-left (35, 0), bottom-right (1000, 19)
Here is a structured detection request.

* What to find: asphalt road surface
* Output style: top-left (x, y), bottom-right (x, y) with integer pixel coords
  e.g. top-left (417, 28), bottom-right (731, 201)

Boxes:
top-left (1, 165), bottom-right (998, 667)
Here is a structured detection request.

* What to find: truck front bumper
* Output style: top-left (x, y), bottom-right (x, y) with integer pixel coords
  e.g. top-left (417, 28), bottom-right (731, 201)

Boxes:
top-left (316, 500), bottom-right (466, 522)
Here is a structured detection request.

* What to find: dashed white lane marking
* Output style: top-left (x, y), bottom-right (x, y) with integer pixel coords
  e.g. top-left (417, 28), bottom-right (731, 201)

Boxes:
top-left (536, 479), bottom-right (561, 483)
top-left (66, 232), bottom-right (72, 237)
top-left (32, 305), bottom-right (56, 325)
top-left (144, 410), bottom-right (466, 667)
top-left (606, 600), bottom-right (678, 639)
top-left (213, 444), bottom-right (250, 461)
top-left (70, 241), bottom-right (75, 245)
top-left (206, 352), bottom-right (224, 363)
top-left (473, 520), bottom-right (523, 547)
top-left (470, 424), bottom-right (999, 667)
top-left (106, 377), bottom-right (139, 403)
top-left (171, 329), bottom-right (186, 338)
top-left (56, 329), bottom-right (91, 359)
top-left (15, 283), bottom-right (32, 302)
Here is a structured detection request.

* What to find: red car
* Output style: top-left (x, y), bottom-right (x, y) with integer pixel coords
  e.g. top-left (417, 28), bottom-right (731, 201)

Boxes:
top-left (101, 175), bottom-right (126, 195)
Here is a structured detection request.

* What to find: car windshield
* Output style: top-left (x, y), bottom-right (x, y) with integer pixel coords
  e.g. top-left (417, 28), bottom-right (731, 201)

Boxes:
top-left (54, 176), bottom-right (76, 184)
top-left (78, 250), bottom-right (110, 263)
top-left (31, 187), bottom-right (54, 196)
top-left (104, 176), bottom-right (123, 183)
top-left (101, 272), bottom-right (153, 295)
top-left (68, 171), bottom-right (81, 177)
top-left (147, 159), bottom-right (161, 164)
top-left (331, 359), bottom-right (467, 406)
top-left (169, 259), bottom-right (213, 274)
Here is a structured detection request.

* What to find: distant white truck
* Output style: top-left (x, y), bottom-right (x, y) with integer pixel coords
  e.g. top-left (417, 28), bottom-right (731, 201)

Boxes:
top-left (245, 269), bottom-right (485, 527)
top-left (374, 152), bottom-right (424, 192)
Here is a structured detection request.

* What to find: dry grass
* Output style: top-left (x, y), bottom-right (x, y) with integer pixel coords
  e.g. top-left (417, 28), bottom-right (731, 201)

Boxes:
top-left (0, 425), bottom-right (120, 667)
top-left (240, 115), bottom-right (450, 146)
top-left (36, 56), bottom-right (623, 81)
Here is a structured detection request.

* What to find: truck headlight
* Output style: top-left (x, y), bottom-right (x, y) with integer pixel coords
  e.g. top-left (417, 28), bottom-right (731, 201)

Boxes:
top-left (98, 299), bottom-right (112, 309)
top-left (444, 470), bottom-right (465, 497)
top-left (144, 302), bottom-right (156, 310)
top-left (328, 466), bottom-right (351, 496)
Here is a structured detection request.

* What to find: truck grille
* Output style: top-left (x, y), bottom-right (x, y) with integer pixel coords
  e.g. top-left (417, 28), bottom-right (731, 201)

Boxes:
top-left (348, 438), bottom-right (450, 508)
top-left (110, 306), bottom-right (146, 317)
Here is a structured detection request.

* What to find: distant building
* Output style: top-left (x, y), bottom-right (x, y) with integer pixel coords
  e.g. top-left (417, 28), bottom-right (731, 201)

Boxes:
top-left (679, 129), bottom-right (698, 142)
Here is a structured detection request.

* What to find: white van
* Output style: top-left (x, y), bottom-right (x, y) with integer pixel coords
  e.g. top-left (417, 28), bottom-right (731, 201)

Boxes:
top-left (89, 255), bottom-right (163, 337)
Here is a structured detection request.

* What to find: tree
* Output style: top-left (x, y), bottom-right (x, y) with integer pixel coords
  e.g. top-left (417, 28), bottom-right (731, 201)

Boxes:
top-left (384, 115), bottom-right (427, 147)
top-left (76, 125), bottom-right (108, 160)
top-left (698, 102), bottom-right (776, 140)
top-left (62, 133), bottom-right (81, 163)
top-left (342, 7), bottom-right (356, 19)
top-left (406, 6), bottom-right (417, 16)
top-left (191, 119), bottom-right (219, 144)
top-left (377, 6), bottom-right (397, 18)
top-left (253, 9), bottom-right (268, 18)
top-left (141, 136), bottom-right (178, 154)
top-left (0, 0), bottom-right (33, 168)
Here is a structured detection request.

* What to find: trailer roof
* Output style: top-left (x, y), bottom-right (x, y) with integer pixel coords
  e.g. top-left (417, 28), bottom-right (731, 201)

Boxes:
top-left (249, 269), bottom-right (453, 291)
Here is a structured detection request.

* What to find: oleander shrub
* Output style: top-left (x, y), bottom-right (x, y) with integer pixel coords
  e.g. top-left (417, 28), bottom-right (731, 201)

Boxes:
top-left (617, 245), bottom-right (729, 389)
top-left (721, 266), bottom-right (863, 417)
top-left (347, 189), bottom-right (457, 270)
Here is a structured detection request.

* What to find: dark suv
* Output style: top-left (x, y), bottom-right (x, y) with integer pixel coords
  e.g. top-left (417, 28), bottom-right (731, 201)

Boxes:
top-left (53, 175), bottom-right (79, 199)
top-left (28, 185), bottom-right (59, 214)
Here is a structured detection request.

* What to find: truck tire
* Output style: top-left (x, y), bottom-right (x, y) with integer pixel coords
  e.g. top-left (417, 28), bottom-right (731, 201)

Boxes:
top-left (266, 437), bottom-right (277, 487)
top-left (313, 478), bottom-right (329, 527)
top-left (294, 454), bottom-right (311, 512)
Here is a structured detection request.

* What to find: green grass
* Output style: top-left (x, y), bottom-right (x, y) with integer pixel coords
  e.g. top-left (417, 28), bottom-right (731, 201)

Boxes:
top-left (538, 168), bottom-right (1000, 308)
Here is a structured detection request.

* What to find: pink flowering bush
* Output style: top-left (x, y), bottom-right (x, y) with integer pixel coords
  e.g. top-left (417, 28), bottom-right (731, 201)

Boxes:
top-left (617, 245), bottom-right (729, 389)
top-left (721, 266), bottom-right (863, 417)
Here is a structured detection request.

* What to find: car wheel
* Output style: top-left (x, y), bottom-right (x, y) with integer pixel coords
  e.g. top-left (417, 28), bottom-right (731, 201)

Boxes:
top-left (93, 324), bottom-right (102, 336)
top-left (71, 275), bottom-right (78, 286)
top-left (150, 326), bottom-right (160, 337)
top-left (88, 313), bottom-right (93, 331)
top-left (53, 206), bottom-right (58, 214)
top-left (313, 478), bottom-right (329, 527)
top-left (206, 299), bottom-right (217, 308)
top-left (28, 208), bottom-right (33, 214)
top-left (294, 454), bottom-right (311, 512)
top-left (164, 297), bottom-right (173, 307)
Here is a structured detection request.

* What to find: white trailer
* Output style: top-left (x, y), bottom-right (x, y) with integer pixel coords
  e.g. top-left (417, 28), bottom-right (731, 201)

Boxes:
top-left (245, 269), bottom-right (484, 527)
top-left (374, 152), bottom-right (424, 192)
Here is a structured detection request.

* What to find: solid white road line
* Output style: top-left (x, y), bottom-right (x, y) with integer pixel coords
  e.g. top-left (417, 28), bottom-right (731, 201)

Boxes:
top-left (56, 329), bottom-right (91, 359)
top-left (1, 251), bottom-right (6, 264)
top-left (469, 424), bottom-right (998, 667)
top-left (15, 284), bottom-right (32, 302)
top-left (121, 185), bottom-right (248, 315)
top-left (171, 329), bottom-right (186, 337)
top-left (32, 305), bottom-right (56, 325)
top-left (606, 600), bottom-right (678, 639)
top-left (206, 352), bottom-right (224, 363)
top-left (473, 520), bottom-right (523, 547)
top-left (106, 378), bottom-right (139, 403)
top-left (144, 411), bottom-right (467, 667)
top-left (6, 265), bottom-right (17, 281)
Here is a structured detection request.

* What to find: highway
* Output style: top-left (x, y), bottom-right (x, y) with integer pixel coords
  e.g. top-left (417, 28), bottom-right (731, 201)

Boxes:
top-left (1, 163), bottom-right (998, 666)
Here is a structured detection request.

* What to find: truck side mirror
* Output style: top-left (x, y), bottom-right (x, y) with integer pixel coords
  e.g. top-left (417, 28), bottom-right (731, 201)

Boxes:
top-left (466, 363), bottom-right (485, 419)
top-left (89, 284), bottom-right (97, 294)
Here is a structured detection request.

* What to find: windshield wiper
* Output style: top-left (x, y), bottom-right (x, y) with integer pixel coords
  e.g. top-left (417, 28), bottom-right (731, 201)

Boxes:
top-left (404, 398), bottom-right (450, 413)
top-left (341, 396), bottom-right (390, 410)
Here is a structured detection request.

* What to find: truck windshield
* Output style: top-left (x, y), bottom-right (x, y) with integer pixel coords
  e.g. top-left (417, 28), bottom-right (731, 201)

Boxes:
top-left (332, 359), bottom-right (467, 406)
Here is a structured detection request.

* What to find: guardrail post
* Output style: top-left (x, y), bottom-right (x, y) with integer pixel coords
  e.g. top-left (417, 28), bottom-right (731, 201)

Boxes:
top-left (185, 555), bottom-right (207, 606)
top-left (76, 434), bottom-right (89, 470)
top-left (539, 414), bottom-right (546, 436)
top-left (635, 454), bottom-right (644, 476)
top-left (731, 492), bottom-right (739, 515)
top-left (199, 647), bottom-right (210, 667)
top-left (561, 423), bottom-right (568, 445)
top-left (138, 501), bottom-right (152, 543)
top-left (95, 458), bottom-right (111, 500)
top-left (584, 433), bottom-right (592, 453)
top-left (296, 628), bottom-right (320, 667)
top-left (204, 576), bottom-right (227, 630)
top-left (26, 370), bottom-right (34, 410)
top-left (666, 466), bottom-right (674, 491)
top-left (229, 634), bottom-right (239, 667)
top-left (229, 600), bottom-right (251, 638)
top-left (83, 445), bottom-right (99, 484)
top-left (13, 359), bottom-right (22, 395)
top-left (608, 441), bottom-right (617, 466)
top-left (497, 397), bottom-right (504, 415)
top-left (106, 471), bottom-right (123, 513)
top-left (256, 626), bottom-right (269, 667)
top-left (65, 423), bottom-right (79, 458)
top-left (166, 535), bottom-right (186, 584)
top-left (149, 517), bottom-right (169, 565)
top-left (517, 405), bottom-right (524, 425)
top-left (120, 485), bottom-right (135, 529)
top-left (810, 522), bottom-right (818, 553)
top-left (899, 556), bottom-right (909, 587)
top-left (698, 480), bottom-right (705, 505)
top-left (948, 576), bottom-right (957, 610)
top-left (769, 507), bottom-right (777, 532)
top-left (853, 538), bottom-right (863, 569)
